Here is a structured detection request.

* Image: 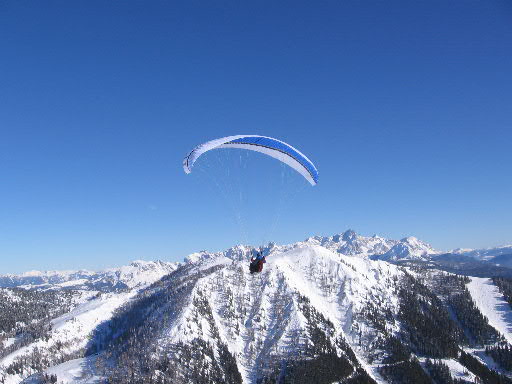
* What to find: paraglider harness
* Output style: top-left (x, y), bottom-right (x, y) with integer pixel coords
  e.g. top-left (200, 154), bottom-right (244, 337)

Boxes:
top-left (249, 250), bottom-right (266, 274)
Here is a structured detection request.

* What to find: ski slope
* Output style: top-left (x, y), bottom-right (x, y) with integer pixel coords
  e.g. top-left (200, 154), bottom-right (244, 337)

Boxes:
top-left (441, 359), bottom-right (477, 382)
top-left (467, 277), bottom-right (512, 344)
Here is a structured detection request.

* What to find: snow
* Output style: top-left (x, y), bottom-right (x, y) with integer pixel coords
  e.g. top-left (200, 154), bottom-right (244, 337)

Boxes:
top-left (0, 292), bottom-right (99, 369)
top-left (108, 260), bottom-right (178, 289)
top-left (0, 260), bottom-right (177, 290)
top-left (452, 248), bottom-right (474, 254)
top-left (453, 245), bottom-right (512, 261)
top-left (441, 359), bottom-right (477, 382)
top-left (4, 234), bottom-right (512, 383)
top-left (163, 244), bottom-right (403, 383)
top-left (272, 246), bottom-right (350, 324)
top-left (21, 270), bottom-right (81, 278)
top-left (0, 288), bottom-right (20, 302)
top-left (305, 230), bottom-right (399, 258)
top-left (376, 236), bottom-right (437, 261)
top-left (304, 230), bottom-right (440, 261)
top-left (1, 337), bottom-right (15, 349)
top-left (269, 246), bottom-right (403, 382)
top-left (419, 357), bottom-right (477, 382)
top-left (0, 291), bottom-right (137, 382)
top-left (21, 270), bottom-right (45, 277)
top-left (0, 260), bottom-right (176, 383)
top-left (22, 356), bottom-right (100, 384)
top-left (45, 356), bottom-right (100, 383)
top-left (467, 277), bottom-right (512, 344)
top-left (57, 279), bottom-right (89, 287)
top-left (51, 292), bottom-right (133, 332)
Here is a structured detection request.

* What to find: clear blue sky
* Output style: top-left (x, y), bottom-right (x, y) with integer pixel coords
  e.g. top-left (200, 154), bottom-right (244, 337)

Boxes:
top-left (1, 1), bottom-right (511, 273)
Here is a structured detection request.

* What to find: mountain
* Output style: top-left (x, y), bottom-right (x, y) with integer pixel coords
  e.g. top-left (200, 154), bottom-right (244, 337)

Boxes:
top-left (0, 260), bottom-right (179, 384)
top-left (308, 229), bottom-right (510, 266)
top-left (305, 230), bottom-right (436, 261)
top-left (0, 260), bottom-right (178, 291)
top-left (415, 253), bottom-right (512, 279)
top-left (1, 234), bottom-right (512, 384)
top-left (448, 246), bottom-right (512, 270)
top-left (305, 229), bottom-right (397, 257)
top-left (452, 245), bottom-right (512, 261)
top-left (374, 236), bottom-right (437, 261)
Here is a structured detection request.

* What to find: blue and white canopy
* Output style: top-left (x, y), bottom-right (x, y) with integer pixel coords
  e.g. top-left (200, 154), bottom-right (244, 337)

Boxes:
top-left (183, 135), bottom-right (319, 185)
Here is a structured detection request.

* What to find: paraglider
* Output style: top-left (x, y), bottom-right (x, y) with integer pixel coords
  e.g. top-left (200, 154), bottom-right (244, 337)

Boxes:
top-left (249, 248), bottom-right (266, 274)
top-left (183, 135), bottom-right (318, 273)
top-left (183, 135), bottom-right (319, 186)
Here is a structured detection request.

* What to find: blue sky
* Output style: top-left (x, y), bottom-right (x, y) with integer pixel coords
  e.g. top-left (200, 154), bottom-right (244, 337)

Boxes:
top-left (1, 1), bottom-right (511, 273)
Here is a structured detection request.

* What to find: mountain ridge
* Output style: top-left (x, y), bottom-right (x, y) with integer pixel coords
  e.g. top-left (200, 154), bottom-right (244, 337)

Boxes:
top-left (1, 231), bottom-right (512, 384)
top-left (3, 230), bottom-right (512, 282)
top-left (0, 260), bottom-right (179, 291)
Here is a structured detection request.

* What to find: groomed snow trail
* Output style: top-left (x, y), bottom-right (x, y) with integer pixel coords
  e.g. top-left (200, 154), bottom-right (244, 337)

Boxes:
top-left (21, 356), bottom-right (100, 384)
top-left (467, 277), bottom-right (512, 344)
top-left (441, 359), bottom-right (477, 382)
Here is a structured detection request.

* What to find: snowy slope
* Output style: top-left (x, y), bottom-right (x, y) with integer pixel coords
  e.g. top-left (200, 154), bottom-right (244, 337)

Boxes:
top-left (418, 358), bottom-right (477, 383)
top-left (466, 277), bottom-right (512, 344)
top-left (3, 235), bottom-right (512, 383)
top-left (0, 261), bottom-right (178, 384)
top-left (143, 244), bottom-right (407, 383)
top-left (0, 290), bottom-right (138, 384)
top-left (94, 241), bottom-right (510, 383)
top-left (22, 356), bottom-right (100, 384)
top-left (0, 260), bottom-right (178, 291)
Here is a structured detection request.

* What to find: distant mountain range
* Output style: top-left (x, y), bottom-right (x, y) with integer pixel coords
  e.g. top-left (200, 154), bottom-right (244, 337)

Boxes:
top-left (305, 229), bottom-right (512, 267)
top-left (0, 231), bottom-right (511, 384)
top-left (2, 230), bottom-right (510, 285)
top-left (304, 229), bottom-right (437, 261)
top-left (0, 260), bottom-right (178, 291)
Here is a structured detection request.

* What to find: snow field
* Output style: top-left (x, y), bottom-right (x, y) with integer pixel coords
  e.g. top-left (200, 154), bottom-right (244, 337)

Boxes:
top-left (466, 277), bottom-right (512, 344)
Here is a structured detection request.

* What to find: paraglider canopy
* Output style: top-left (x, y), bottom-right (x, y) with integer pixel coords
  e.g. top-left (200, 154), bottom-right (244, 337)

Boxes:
top-left (183, 135), bottom-right (319, 186)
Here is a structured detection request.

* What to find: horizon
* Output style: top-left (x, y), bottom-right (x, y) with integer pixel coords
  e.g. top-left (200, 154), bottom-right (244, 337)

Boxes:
top-left (2, 228), bottom-right (512, 275)
top-left (1, 1), bottom-right (511, 274)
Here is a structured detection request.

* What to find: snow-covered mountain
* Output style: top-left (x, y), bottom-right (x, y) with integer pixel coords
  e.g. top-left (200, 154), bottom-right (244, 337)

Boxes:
top-left (450, 245), bottom-right (512, 268)
top-left (375, 236), bottom-right (438, 261)
top-left (305, 229), bottom-right (437, 261)
top-left (452, 245), bottom-right (512, 260)
top-left (306, 229), bottom-right (510, 264)
top-left (0, 260), bottom-right (179, 291)
top-left (1, 233), bottom-right (512, 384)
top-left (305, 229), bottom-right (397, 256)
top-left (0, 260), bottom-right (180, 384)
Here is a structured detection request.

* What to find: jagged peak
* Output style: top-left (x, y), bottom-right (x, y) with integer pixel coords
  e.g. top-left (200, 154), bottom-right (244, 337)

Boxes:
top-left (342, 229), bottom-right (358, 241)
